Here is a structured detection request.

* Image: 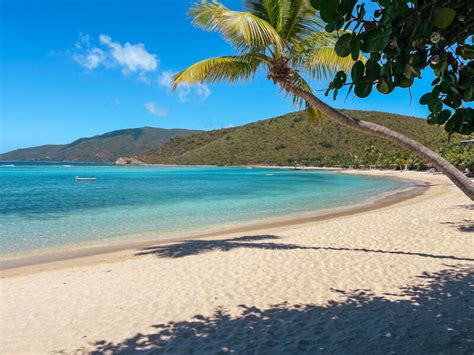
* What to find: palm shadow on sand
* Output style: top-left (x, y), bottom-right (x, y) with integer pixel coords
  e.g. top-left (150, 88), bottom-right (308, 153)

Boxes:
top-left (136, 234), bottom-right (474, 262)
top-left (78, 265), bottom-right (473, 354)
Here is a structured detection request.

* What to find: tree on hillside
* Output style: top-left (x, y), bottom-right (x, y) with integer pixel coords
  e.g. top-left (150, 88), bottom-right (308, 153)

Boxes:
top-left (172, 0), bottom-right (474, 199)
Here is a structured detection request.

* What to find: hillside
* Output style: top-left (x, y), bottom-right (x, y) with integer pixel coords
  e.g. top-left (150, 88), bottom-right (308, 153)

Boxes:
top-left (0, 127), bottom-right (199, 162)
top-left (137, 110), bottom-right (473, 169)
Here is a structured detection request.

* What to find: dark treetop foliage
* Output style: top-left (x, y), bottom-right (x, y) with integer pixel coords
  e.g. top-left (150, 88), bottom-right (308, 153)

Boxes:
top-left (311, 0), bottom-right (474, 135)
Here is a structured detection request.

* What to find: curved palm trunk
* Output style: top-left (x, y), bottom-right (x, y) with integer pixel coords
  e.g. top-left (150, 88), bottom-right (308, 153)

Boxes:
top-left (280, 82), bottom-right (474, 200)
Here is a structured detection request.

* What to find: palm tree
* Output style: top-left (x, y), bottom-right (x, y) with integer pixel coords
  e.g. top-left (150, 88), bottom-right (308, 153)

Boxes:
top-left (173, 0), bottom-right (474, 200)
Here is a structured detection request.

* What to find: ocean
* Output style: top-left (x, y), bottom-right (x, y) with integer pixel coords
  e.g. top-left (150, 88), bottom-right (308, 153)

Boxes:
top-left (0, 163), bottom-right (409, 255)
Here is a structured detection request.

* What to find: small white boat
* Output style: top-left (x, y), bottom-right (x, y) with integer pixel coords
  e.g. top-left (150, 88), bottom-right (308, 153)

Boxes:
top-left (75, 176), bottom-right (97, 181)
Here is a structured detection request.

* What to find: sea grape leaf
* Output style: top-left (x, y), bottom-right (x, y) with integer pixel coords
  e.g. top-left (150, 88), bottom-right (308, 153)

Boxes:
top-left (354, 81), bottom-right (372, 98)
top-left (335, 33), bottom-right (352, 57)
top-left (351, 36), bottom-right (360, 61)
top-left (351, 60), bottom-right (364, 83)
top-left (365, 29), bottom-right (390, 52)
top-left (365, 60), bottom-right (381, 81)
top-left (436, 110), bottom-right (451, 125)
top-left (310, 0), bottom-right (321, 10)
top-left (419, 93), bottom-right (433, 105)
top-left (376, 80), bottom-right (390, 94)
top-left (433, 7), bottom-right (456, 29)
top-left (334, 71), bottom-right (347, 89)
top-left (337, 0), bottom-right (356, 16)
top-left (320, 0), bottom-right (339, 23)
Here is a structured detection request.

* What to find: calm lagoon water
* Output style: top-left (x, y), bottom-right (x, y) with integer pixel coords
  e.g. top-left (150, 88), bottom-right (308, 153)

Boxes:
top-left (0, 163), bottom-right (409, 255)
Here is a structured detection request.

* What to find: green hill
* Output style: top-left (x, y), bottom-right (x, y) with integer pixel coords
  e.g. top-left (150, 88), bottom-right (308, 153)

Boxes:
top-left (137, 110), bottom-right (473, 170)
top-left (0, 127), bottom-right (199, 162)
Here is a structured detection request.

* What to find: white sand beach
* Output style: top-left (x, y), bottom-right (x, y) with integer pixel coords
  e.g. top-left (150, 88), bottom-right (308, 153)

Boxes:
top-left (1, 170), bottom-right (473, 353)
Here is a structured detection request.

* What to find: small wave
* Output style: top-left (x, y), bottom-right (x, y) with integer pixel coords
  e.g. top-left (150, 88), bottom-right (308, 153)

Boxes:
top-left (62, 165), bottom-right (73, 168)
top-left (0, 164), bottom-right (15, 167)
top-left (265, 173), bottom-right (273, 176)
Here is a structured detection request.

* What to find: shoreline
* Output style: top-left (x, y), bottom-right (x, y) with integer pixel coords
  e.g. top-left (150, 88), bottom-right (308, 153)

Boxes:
top-left (0, 170), bottom-right (431, 275)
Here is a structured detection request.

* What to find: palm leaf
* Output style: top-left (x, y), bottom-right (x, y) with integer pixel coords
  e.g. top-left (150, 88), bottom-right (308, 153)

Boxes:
top-left (246, 0), bottom-right (283, 32)
top-left (303, 46), bottom-right (361, 80)
top-left (173, 55), bottom-right (264, 89)
top-left (280, 0), bottom-right (324, 43)
top-left (189, 1), bottom-right (283, 52)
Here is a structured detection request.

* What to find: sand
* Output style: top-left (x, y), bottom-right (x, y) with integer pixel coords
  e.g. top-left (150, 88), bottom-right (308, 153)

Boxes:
top-left (0, 170), bottom-right (472, 353)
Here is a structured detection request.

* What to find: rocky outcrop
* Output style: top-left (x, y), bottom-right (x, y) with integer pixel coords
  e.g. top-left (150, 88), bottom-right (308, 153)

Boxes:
top-left (114, 157), bottom-right (147, 166)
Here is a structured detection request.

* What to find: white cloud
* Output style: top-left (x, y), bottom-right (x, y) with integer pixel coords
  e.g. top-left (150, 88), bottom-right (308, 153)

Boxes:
top-left (158, 70), bottom-right (211, 102)
top-left (158, 70), bottom-right (174, 88)
top-left (72, 33), bottom-right (209, 102)
top-left (99, 34), bottom-right (158, 74)
top-left (194, 83), bottom-right (211, 101)
top-left (75, 32), bottom-right (91, 49)
top-left (73, 33), bottom-right (158, 75)
top-left (144, 102), bottom-right (167, 117)
top-left (73, 47), bottom-right (105, 69)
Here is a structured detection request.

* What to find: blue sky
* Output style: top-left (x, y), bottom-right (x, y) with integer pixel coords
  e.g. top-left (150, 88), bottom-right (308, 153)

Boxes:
top-left (1, 0), bottom-right (435, 153)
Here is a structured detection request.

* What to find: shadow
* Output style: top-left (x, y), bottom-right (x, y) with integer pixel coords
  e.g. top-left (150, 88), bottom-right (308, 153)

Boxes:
top-left (76, 265), bottom-right (473, 354)
top-left (137, 234), bottom-right (474, 262)
top-left (441, 219), bottom-right (474, 233)
top-left (452, 204), bottom-right (473, 211)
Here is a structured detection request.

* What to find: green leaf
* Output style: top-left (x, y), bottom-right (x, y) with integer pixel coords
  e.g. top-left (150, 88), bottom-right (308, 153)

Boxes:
top-left (419, 93), bottom-right (433, 105)
top-left (461, 48), bottom-right (474, 60)
top-left (335, 33), bottom-right (352, 57)
top-left (428, 98), bottom-right (443, 113)
top-left (310, 0), bottom-right (322, 10)
top-left (436, 109), bottom-right (451, 125)
top-left (351, 60), bottom-right (364, 84)
top-left (399, 75), bottom-right (414, 88)
top-left (444, 118), bottom-right (455, 134)
top-left (365, 29), bottom-right (389, 52)
top-left (376, 80), bottom-right (390, 94)
top-left (351, 36), bottom-right (360, 61)
top-left (464, 85), bottom-right (474, 102)
top-left (333, 71), bottom-right (347, 89)
top-left (325, 22), bottom-right (337, 33)
top-left (354, 81), bottom-right (372, 98)
top-left (365, 59), bottom-right (381, 81)
top-left (443, 97), bottom-right (461, 109)
top-left (337, 0), bottom-right (356, 16)
top-left (433, 7), bottom-right (456, 29)
top-left (427, 114), bottom-right (438, 125)
top-left (380, 63), bottom-right (392, 76)
top-left (320, 0), bottom-right (339, 23)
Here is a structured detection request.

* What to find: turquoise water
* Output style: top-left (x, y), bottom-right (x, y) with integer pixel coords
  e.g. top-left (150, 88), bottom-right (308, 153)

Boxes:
top-left (0, 163), bottom-right (409, 255)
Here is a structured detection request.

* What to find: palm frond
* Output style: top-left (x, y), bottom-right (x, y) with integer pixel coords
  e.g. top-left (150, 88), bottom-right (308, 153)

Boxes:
top-left (280, 0), bottom-right (324, 43)
top-left (172, 55), bottom-right (264, 89)
top-left (305, 106), bottom-right (324, 128)
top-left (189, 1), bottom-right (283, 52)
top-left (292, 31), bottom-right (365, 80)
top-left (293, 31), bottom-right (337, 53)
top-left (303, 46), bottom-right (361, 80)
top-left (246, 0), bottom-right (283, 32)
